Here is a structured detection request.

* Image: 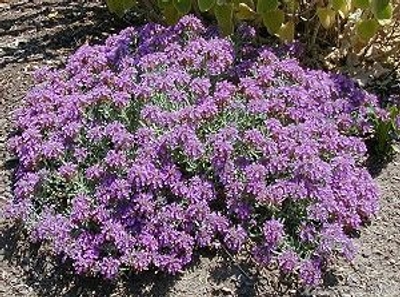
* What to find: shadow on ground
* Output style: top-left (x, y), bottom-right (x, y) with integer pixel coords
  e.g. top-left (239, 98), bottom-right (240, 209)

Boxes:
top-left (0, 222), bottom-right (178, 297)
top-left (0, 220), bottom-right (345, 297)
top-left (0, 0), bottom-right (126, 68)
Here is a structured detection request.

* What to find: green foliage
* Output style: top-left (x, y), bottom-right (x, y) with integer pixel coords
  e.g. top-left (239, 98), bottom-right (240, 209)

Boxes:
top-left (236, 3), bottom-right (257, 20)
top-left (317, 7), bottom-right (336, 29)
top-left (173, 0), bottom-right (192, 14)
top-left (354, 0), bottom-right (370, 9)
top-left (371, 0), bottom-right (393, 25)
top-left (369, 106), bottom-right (400, 158)
top-left (262, 9), bottom-right (284, 34)
top-left (356, 19), bottom-right (379, 42)
top-left (256, 0), bottom-right (279, 13)
top-left (105, 0), bottom-right (394, 42)
top-left (276, 20), bottom-right (294, 42)
top-left (164, 4), bottom-right (180, 24)
top-left (198, 0), bottom-right (215, 12)
top-left (214, 2), bottom-right (235, 35)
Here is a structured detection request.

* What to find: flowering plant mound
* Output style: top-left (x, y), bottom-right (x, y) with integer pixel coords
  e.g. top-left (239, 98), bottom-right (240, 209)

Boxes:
top-left (5, 16), bottom-right (379, 286)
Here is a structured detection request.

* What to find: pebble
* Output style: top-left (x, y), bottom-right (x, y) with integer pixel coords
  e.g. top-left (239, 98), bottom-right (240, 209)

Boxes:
top-left (361, 250), bottom-right (371, 258)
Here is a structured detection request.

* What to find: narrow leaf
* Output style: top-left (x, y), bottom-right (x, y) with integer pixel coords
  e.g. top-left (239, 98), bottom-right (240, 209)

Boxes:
top-left (392, 144), bottom-right (400, 153)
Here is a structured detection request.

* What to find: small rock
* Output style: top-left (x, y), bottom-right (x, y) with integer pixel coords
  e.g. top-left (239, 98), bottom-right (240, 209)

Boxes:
top-left (361, 250), bottom-right (371, 258)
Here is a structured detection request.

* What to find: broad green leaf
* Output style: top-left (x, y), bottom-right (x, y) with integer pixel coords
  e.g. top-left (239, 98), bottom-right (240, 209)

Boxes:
top-left (236, 3), bottom-right (257, 20)
top-left (371, 0), bottom-right (390, 11)
top-left (262, 9), bottom-right (284, 34)
top-left (158, 0), bottom-right (171, 8)
top-left (276, 20), bottom-right (294, 42)
top-left (371, 0), bottom-right (393, 25)
top-left (257, 0), bottom-right (279, 13)
top-left (173, 0), bottom-right (192, 14)
top-left (215, 3), bottom-right (234, 35)
top-left (356, 19), bottom-right (379, 41)
top-left (234, 0), bottom-right (255, 9)
top-left (106, 0), bottom-right (136, 17)
top-left (331, 0), bottom-right (346, 10)
top-left (317, 7), bottom-right (336, 29)
top-left (164, 5), bottom-right (180, 24)
top-left (198, 0), bottom-right (215, 12)
top-left (331, 0), bottom-right (350, 18)
top-left (353, 0), bottom-right (370, 9)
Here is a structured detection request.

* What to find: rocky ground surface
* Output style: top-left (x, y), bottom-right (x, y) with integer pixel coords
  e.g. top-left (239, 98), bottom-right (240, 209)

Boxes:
top-left (1, 1), bottom-right (399, 296)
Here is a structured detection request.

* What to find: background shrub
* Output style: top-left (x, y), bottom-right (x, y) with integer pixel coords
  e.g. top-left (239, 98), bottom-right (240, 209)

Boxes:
top-left (5, 16), bottom-right (380, 286)
top-left (106, 0), bottom-right (394, 43)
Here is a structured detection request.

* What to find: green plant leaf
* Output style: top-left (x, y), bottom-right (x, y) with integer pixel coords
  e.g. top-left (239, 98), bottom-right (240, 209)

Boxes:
top-left (331, 0), bottom-right (350, 18)
top-left (173, 0), bottom-right (192, 14)
top-left (262, 9), bottom-right (284, 34)
top-left (158, 0), bottom-right (171, 8)
top-left (331, 0), bottom-right (346, 10)
top-left (106, 0), bottom-right (136, 17)
top-left (215, 3), bottom-right (234, 35)
top-left (236, 2), bottom-right (257, 20)
top-left (276, 20), bottom-right (294, 42)
top-left (356, 18), bottom-right (379, 41)
top-left (164, 4), bottom-right (180, 24)
top-left (317, 7), bottom-right (336, 29)
top-left (234, 0), bottom-right (255, 9)
top-left (198, 0), bottom-right (215, 12)
top-left (371, 0), bottom-right (393, 25)
top-left (257, 0), bottom-right (279, 13)
top-left (371, 0), bottom-right (390, 10)
top-left (353, 0), bottom-right (370, 9)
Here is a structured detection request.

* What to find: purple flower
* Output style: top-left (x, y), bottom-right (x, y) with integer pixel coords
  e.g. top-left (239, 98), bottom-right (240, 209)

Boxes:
top-left (105, 150), bottom-right (127, 168)
top-left (278, 250), bottom-right (299, 273)
top-left (58, 162), bottom-right (78, 180)
top-left (299, 259), bottom-right (322, 286)
top-left (85, 164), bottom-right (104, 180)
top-left (99, 257), bottom-right (120, 279)
top-left (6, 16), bottom-right (381, 284)
top-left (263, 219), bottom-right (285, 246)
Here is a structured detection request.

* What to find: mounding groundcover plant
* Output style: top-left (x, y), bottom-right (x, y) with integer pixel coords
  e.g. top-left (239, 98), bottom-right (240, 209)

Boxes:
top-left (5, 16), bottom-right (380, 287)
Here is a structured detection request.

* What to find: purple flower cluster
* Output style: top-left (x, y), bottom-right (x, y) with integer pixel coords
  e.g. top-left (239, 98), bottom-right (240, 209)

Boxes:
top-left (5, 16), bottom-right (380, 286)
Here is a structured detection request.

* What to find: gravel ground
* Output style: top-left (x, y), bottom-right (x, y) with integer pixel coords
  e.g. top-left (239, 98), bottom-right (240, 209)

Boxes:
top-left (1, 1), bottom-right (399, 296)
